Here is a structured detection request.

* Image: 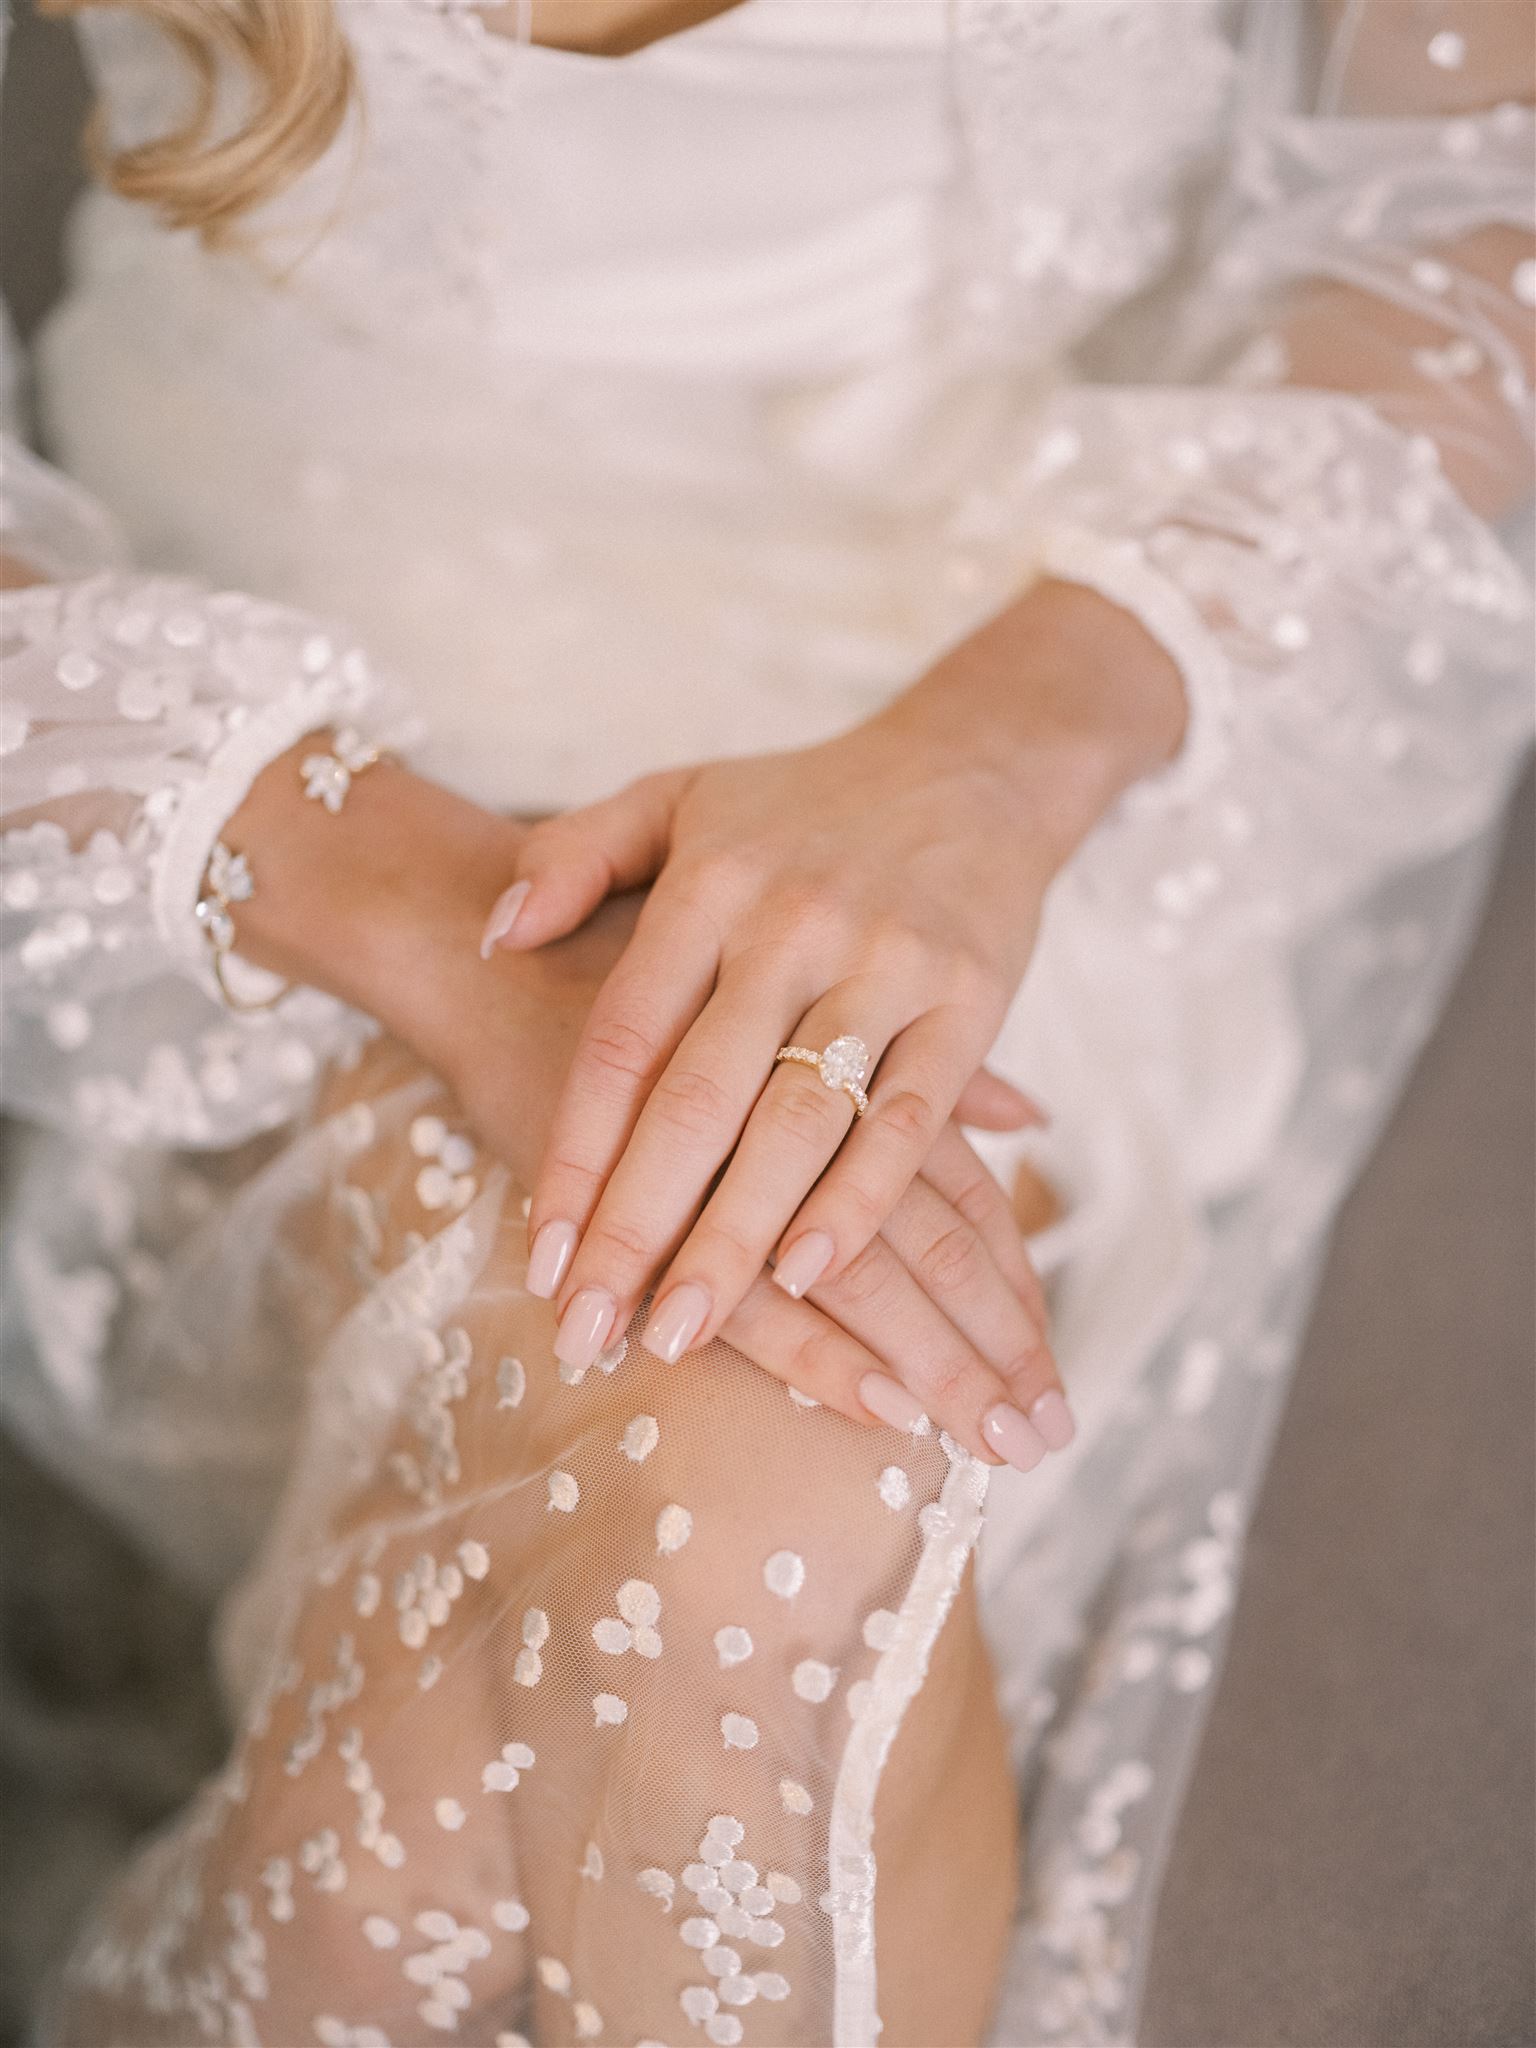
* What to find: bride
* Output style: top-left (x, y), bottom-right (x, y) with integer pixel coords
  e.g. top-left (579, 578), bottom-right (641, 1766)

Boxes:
top-left (1, 0), bottom-right (1531, 2041)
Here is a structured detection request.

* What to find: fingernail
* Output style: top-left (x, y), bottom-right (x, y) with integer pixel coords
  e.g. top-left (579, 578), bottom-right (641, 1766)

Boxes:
top-left (858, 1373), bottom-right (932, 1437)
top-left (479, 879), bottom-right (531, 959)
top-left (1029, 1388), bottom-right (1077, 1451)
top-left (773, 1231), bottom-right (835, 1299)
top-left (643, 1283), bottom-right (710, 1363)
top-left (526, 1219), bottom-right (577, 1299)
top-left (982, 1402), bottom-right (1048, 1473)
top-left (553, 1287), bottom-right (615, 1371)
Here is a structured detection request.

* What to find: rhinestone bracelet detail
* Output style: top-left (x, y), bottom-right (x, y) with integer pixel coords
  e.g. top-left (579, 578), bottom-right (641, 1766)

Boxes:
top-left (197, 728), bottom-right (387, 1010)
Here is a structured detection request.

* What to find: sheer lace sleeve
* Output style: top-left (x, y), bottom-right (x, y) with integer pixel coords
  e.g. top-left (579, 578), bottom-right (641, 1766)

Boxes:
top-left (974, 0), bottom-right (1535, 953)
top-left (1, 332), bottom-right (416, 1149)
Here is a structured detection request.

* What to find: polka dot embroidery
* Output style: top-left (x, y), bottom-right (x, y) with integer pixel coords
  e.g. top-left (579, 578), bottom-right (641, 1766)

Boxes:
top-left (720, 1712), bottom-right (759, 1750)
top-left (763, 1550), bottom-right (804, 1599)
top-left (862, 1609), bottom-right (901, 1652)
top-left (622, 1414), bottom-right (660, 1461)
top-left (547, 1471), bottom-right (579, 1512)
top-left (481, 1741), bottom-right (534, 1791)
top-left (791, 1659), bottom-right (837, 1703)
top-left (878, 1465), bottom-right (911, 1510)
top-left (617, 1578), bottom-right (660, 1626)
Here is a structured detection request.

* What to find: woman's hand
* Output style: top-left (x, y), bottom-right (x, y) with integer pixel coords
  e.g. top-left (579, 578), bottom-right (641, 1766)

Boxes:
top-left (487, 579), bottom-right (1187, 1381)
top-left (218, 740), bottom-right (1074, 1466)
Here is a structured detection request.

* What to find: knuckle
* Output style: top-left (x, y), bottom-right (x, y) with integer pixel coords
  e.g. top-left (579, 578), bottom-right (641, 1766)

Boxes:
top-left (685, 845), bottom-right (753, 904)
top-left (761, 1075), bottom-right (842, 1149)
top-left (947, 1167), bottom-right (1004, 1231)
top-left (863, 918), bottom-right (931, 980)
top-left (915, 1221), bottom-right (985, 1297)
top-left (830, 1173), bottom-right (885, 1237)
top-left (688, 1214), bottom-right (760, 1274)
top-left (540, 1153), bottom-right (605, 1206)
top-left (585, 1215), bottom-right (655, 1270)
top-left (872, 1087), bottom-right (936, 1147)
top-left (580, 1015), bottom-right (662, 1088)
top-left (916, 1354), bottom-right (975, 1411)
top-left (826, 1239), bottom-right (890, 1310)
top-left (772, 879), bottom-right (850, 950)
top-left (1002, 1350), bottom-right (1049, 1396)
top-left (949, 950), bottom-right (1007, 1017)
top-left (794, 1326), bottom-right (848, 1387)
top-left (650, 1065), bottom-right (736, 1142)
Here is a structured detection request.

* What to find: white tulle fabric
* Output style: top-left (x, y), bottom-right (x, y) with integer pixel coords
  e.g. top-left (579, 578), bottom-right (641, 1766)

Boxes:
top-left (1, 2), bottom-right (1532, 2043)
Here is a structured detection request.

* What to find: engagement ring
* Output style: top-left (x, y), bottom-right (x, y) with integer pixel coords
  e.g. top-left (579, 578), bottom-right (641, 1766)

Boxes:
top-left (774, 1034), bottom-right (871, 1117)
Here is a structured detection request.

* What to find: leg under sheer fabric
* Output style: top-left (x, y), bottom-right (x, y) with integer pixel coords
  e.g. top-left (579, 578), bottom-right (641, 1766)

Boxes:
top-left (50, 1046), bottom-right (1015, 2048)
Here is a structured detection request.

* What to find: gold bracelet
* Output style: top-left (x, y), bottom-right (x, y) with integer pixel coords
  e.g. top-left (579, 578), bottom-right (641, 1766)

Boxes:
top-left (196, 730), bottom-right (387, 1012)
top-left (195, 841), bottom-right (293, 1014)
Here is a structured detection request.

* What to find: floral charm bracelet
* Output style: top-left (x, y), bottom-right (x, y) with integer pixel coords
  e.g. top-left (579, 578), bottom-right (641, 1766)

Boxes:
top-left (195, 726), bottom-right (387, 1011)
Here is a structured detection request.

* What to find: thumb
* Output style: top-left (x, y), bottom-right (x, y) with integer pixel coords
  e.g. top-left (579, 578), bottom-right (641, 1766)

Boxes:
top-left (952, 1066), bottom-right (1049, 1133)
top-left (479, 770), bottom-right (689, 955)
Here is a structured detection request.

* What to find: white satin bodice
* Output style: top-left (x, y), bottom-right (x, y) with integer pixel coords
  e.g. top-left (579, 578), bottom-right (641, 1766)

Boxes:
top-left (41, 0), bottom-right (1237, 814)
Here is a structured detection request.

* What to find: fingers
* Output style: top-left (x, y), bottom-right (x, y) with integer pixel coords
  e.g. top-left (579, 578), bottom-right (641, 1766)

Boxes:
top-left (952, 1065), bottom-right (1049, 1133)
top-left (541, 961), bottom-right (814, 1373)
top-left (715, 1272), bottom-right (890, 1430)
top-left (525, 892), bottom-right (722, 1301)
top-left (879, 1166), bottom-right (1072, 1452)
top-left (771, 1004), bottom-right (993, 1299)
top-left (805, 1231), bottom-right (1057, 1470)
top-left (920, 1122), bottom-right (1050, 1333)
top-left (634, 982), bottom-right (915, 1362)
top-left (480, 770), bottom-right (690, 955)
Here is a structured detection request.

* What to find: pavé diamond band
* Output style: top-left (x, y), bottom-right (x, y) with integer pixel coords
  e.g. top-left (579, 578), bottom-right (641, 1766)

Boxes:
top-left (773, 1034), bottom-right (871, 1117)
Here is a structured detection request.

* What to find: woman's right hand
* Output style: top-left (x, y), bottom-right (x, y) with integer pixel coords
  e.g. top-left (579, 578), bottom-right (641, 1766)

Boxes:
top-left (219, 741), bottom-right (1074, 1468)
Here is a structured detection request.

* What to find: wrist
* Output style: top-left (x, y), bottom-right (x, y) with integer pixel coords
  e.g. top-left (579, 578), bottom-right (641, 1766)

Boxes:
top-left (886, 577), bottom-right (1190, 871)
top-left (222, 738), bottom-right (527, 1043)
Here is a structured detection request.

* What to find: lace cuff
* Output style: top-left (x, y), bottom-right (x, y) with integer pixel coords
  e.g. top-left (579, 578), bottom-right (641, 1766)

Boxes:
top-left (2, 568), bottom-right (419, 1145)
top-left (1031, 526), bottom-right (1234, 814)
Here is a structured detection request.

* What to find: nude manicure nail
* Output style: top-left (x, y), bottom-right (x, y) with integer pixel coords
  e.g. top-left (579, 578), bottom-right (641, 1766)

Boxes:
top-left (643, 1283), bottom-right (710, 1363)
top-left (773, 1231), bottom-right (835, 1299)
top-left (859, 1373), bottom-right (932, 1437)
top-left (982, 1402), bottom-right (1048, 1473)
top-left (553, 1288), bottom-right (616, 1371)
top-left (526, 1219), bottom-right (577, 1299)
top-left (479, 879), bottom-right (531, 959)
top-left (1029, 1388), bottom-right (1077, 1451)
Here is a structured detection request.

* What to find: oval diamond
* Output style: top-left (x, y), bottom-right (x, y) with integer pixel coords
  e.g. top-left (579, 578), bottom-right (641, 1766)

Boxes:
top-left (816, 1036), bottom-right (869, 1091)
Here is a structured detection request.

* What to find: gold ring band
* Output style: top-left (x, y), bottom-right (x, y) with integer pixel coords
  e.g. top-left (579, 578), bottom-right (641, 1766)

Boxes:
top-left (774, 1035), bottom-right (871, 1117)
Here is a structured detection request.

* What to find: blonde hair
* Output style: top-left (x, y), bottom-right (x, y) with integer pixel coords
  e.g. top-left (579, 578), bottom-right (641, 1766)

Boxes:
top-left (41, 0), bottom-right (353, 243)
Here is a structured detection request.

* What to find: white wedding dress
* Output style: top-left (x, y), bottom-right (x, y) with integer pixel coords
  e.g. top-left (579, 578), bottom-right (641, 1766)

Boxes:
top-left (1, 2), bottom-right (1532, 2043)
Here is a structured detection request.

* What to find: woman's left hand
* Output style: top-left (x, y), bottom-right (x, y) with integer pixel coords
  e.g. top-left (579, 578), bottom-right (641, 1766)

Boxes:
top-left (488, 579), bottom-right (1188, 1371)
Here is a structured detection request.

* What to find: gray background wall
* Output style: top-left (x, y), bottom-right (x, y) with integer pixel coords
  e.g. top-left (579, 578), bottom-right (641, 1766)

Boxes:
top-left (2, 4), bottom-right (1532, 2042)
